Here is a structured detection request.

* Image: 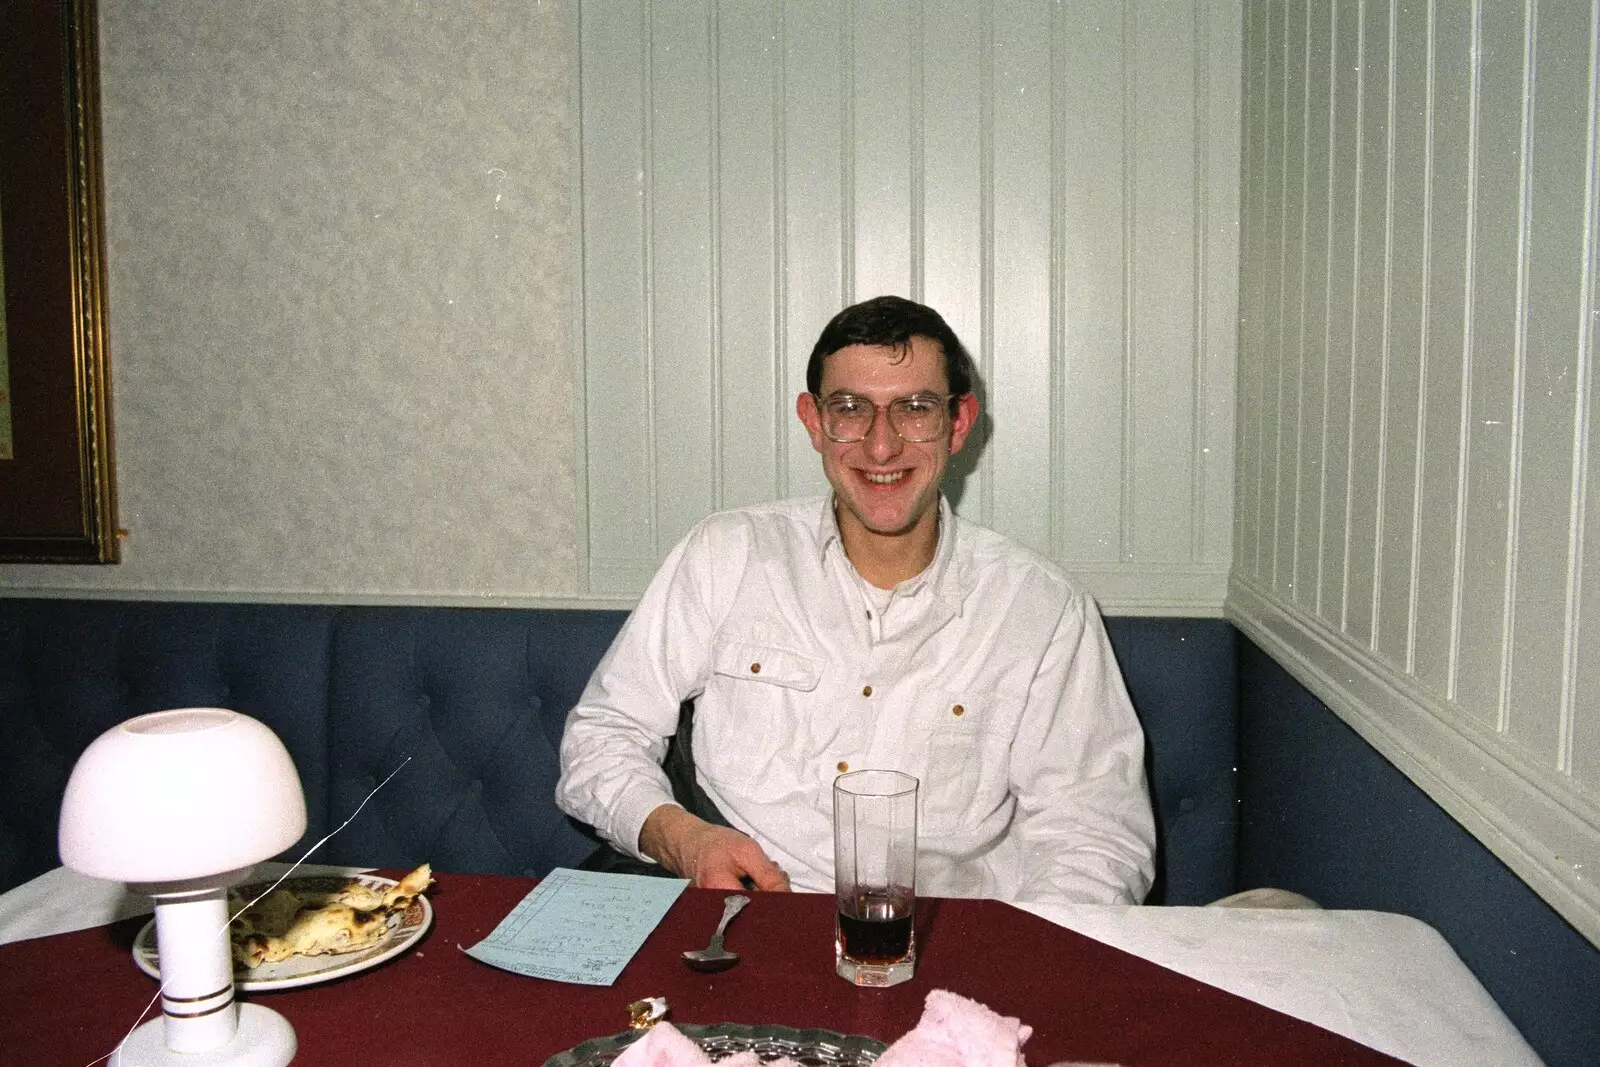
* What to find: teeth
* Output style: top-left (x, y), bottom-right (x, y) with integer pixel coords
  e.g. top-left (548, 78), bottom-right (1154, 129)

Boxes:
top-left (863, 471), bottom-right (904, 484)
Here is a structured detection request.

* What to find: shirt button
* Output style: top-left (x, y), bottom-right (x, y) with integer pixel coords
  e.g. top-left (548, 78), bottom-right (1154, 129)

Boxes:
top-left (837, 761), bottom-right (849, 773)
top-left (862, 685), bottom-right (873, 697)
top-left (952, 704), bottom-right (965, 716)
top-left (750, 662), bottom-right (761, 674)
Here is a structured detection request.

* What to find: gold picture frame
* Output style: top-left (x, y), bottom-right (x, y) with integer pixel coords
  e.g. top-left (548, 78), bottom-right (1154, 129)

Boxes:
top-left (0, 0), bottom-right (116, 562)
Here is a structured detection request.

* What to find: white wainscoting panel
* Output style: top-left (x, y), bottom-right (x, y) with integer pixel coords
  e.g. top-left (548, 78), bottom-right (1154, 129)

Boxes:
top-left (578, 0), bottom-right (1241, 614)
top-left (1230, 0), bottom-right (1600, 946)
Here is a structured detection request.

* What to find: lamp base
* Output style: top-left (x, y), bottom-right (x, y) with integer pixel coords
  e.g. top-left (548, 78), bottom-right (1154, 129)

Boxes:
top-left (111, 1003), bottom-right (296, 1067)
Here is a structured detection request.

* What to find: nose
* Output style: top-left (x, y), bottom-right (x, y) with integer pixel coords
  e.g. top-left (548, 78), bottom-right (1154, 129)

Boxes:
top-left (863, 404), bottom-right (903, 462)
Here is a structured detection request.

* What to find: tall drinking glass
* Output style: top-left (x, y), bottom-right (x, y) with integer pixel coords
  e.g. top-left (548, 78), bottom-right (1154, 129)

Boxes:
top-left (833, 769), bottom-right (918, 986)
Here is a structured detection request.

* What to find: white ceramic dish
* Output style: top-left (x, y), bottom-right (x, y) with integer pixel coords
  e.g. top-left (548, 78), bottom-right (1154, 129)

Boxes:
top-left (132, 873), bottom-right (433, 992)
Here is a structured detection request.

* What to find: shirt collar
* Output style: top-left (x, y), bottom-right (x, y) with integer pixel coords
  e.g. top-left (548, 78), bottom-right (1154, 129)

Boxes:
top-left (814, 494), bottom-right (965, 608)
top-left (816, 495), bottom-right (845, 563)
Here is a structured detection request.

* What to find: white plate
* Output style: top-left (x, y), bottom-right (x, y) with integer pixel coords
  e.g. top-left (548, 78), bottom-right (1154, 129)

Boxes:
top-left (133, 873), bottom-right (433, 992)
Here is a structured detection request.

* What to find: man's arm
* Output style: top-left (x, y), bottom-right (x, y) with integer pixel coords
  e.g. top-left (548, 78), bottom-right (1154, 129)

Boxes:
top-left (555, 518), bottom-right (791, 890)
top-left (1007, 593), bottom-right (1157, 905)
top-left (638, 804), bottom-right (790, 890)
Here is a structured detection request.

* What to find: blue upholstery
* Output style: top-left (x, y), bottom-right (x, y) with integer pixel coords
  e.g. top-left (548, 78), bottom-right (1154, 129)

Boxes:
top-left (0, 599), bottom-right (1237, 907)
top-left (0, 600), bottom-right (339, 890)
top-left (319, 607), bottom-right (618, 876)
top-left (1237, 637), bottom-right (1600, 1067)
top-left (1104, 617), bottom-right (1237, 906)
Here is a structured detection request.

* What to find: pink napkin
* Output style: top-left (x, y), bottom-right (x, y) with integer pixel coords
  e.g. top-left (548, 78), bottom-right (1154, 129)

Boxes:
top-left (611, 990), bottom-right (1029, 1067)
top-left (875, 989), bottom-right (1032, 1067)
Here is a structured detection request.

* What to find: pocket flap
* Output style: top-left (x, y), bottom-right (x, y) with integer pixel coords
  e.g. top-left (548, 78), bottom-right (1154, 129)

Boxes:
top-left (712, 639), bottom-right (824, 692)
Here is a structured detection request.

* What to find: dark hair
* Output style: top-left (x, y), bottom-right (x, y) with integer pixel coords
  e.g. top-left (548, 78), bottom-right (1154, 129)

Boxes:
top-left (806, 295), bottom-right (977, 401)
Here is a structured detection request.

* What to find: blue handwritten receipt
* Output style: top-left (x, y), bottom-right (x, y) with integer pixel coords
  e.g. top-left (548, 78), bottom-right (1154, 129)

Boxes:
top-left (465, 868), bottom-right (688, 986)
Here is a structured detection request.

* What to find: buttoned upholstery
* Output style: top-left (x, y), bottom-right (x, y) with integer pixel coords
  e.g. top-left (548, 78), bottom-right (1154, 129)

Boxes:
top-left (318, 607), bottom-right (615, 876)
top-left (0, 600), bottom-right (337, 891)
top-left (0, 598), bottom-right (1237, 905)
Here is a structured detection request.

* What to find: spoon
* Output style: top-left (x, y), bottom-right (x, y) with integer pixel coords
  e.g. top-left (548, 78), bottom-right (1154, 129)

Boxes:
top-left (682, 893), bottom-right (750, 972)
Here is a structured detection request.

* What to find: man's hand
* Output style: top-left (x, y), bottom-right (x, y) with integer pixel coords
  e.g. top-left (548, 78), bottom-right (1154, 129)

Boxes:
top-left (639, 804), bottom-right (791, 891)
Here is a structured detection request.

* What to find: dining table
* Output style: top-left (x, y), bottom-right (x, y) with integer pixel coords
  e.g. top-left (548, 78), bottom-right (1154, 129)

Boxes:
top-left (0, 863), bottom-right (1539, 1066)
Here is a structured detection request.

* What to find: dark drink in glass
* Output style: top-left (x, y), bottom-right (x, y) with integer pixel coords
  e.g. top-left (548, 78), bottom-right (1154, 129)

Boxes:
top-left (836, 887), bottom-right (914, 966)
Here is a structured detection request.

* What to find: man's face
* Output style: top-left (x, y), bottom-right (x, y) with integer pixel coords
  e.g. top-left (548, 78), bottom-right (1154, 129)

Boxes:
top-left (796, 336), bottom-right (979, 548)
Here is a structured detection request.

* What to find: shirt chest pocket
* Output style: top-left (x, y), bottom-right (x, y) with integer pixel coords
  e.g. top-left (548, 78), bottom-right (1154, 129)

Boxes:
top-left (696, 639), bottom-right (825, 790)
top-left (919, 692), bottom-right (1017, 834)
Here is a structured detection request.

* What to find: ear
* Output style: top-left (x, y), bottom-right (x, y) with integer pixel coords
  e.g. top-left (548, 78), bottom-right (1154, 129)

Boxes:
top-left (796, 392), bottom-right (827, 454)
top-left (947, 392), bottom-right (980, 456)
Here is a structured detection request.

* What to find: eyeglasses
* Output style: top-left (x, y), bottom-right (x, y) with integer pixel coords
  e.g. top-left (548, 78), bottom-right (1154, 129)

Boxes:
top-left (813, 392), bottom-right (955, 443)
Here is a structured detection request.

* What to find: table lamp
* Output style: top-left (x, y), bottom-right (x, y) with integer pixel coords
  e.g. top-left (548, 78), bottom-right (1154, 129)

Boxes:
top-left (58, 708), bottom-right (307, 1066)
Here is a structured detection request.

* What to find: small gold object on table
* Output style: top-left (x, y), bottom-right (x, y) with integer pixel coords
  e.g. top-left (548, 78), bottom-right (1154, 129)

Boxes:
top-left (627, 997), bottom-right (668, 1030)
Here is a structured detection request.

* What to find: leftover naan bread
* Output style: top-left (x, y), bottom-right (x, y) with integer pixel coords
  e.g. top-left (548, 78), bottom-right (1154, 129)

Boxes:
top-left (228, 863), bottom-right (432, 968)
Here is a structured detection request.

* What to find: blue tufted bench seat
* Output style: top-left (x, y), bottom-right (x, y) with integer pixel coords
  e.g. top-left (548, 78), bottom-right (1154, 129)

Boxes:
top-left (0, 599), bottom-right (1238, 905)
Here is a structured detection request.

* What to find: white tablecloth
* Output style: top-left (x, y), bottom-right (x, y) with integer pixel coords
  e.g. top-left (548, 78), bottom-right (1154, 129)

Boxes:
top-left (1018, 900), bottom-right (1541, 1067)
top-left (0, 868), bottom-right (1539, 1066)
top-left (0, 862), bottom-right (368, 946)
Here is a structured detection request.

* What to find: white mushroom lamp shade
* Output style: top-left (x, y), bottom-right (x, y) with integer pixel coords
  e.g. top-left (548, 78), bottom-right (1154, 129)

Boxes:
top-left (59, 708), bottom-right (309, 1067)
top-left (60, 707), bottom-right (307, 882)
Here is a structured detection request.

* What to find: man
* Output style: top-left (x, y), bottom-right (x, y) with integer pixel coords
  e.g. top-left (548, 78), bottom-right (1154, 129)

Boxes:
top-left (556, 295), bottom-right (1155, 904)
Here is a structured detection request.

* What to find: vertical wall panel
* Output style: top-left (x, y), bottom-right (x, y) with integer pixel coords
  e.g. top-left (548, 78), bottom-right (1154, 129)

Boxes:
top-left (1319, 0), bottom-right (1359, 620)
top-left (1257, 3), bottom-right (1285, 587)
top-left (1273, 1), bottom-right (1306, 596)
top-left (920, 0), bottom-right (987, 521)
top-left (1345, 0), bottom-right (1391, 647)
top-left (582, 0), bottom-right (1239, 614)
top-left (1373, 0), bottom-right (1428, 672)
top-left (1581, 375), bottom-right (1600, 786)
top-left (1235, 0), bottom-right (1266, 585)
top-left (1574, 0), bottom-right (1600, 792)
top-left (850, 0), bottom-right (914, 298)
top-left (1130, 2), bottom-right (1200, 564)
top-left (988, 2), bottom-right (1055, 556)
top-left (1455, 0), bottom-right (1527, 731)
top-left (1057, 1), bottom-right (1132, 566)
top-left (779, 0), bottom-right (844, 502)
top-left (582, 0), bottom-right (654, 592)
top-left (649, 1), bottom-right (719, 550)
top-left (1231, 0), bottom-right (1600, 948)
top-left (1202, 0), bottom-right (1243, 571)
top-left (1413, 0), bottom-right (1476, 696)
top-left (1294, 2), bottom-right (1332, 610)
top-left (715, 0), bottom-right (783, 511)
top-left (1505, 0), bottom-right (1594, 764)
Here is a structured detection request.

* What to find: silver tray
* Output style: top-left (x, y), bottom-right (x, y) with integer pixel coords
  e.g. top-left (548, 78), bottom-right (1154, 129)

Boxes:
top-left (542, 1022), bottom-right (886, 1066)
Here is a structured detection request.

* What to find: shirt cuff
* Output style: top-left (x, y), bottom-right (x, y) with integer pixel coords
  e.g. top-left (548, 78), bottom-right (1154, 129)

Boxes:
top-left (610, 782), bottom-right (680, 864)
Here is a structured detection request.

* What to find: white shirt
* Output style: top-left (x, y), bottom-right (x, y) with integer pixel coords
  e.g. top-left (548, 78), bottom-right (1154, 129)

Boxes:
top-left (556, 496), bottom-right (1156, 905)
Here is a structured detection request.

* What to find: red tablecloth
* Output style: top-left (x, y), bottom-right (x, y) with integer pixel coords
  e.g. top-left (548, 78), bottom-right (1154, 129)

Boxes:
top-left (0, 872), bottom-right (1405, 1065)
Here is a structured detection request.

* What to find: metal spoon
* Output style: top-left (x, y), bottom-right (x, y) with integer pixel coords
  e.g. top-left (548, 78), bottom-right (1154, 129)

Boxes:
top-left (682, 894), bottom-right (750, 972)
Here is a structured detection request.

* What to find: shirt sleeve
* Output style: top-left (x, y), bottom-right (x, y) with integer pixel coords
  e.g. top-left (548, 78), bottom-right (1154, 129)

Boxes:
top-left (1005, 592), bottom-right (1157, 905)
top-left (554, 520), bottom-right (729, 861)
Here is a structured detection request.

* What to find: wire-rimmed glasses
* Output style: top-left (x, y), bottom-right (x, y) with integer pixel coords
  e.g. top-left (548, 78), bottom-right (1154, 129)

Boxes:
top-left (813, 392), bottom-right (955, 443)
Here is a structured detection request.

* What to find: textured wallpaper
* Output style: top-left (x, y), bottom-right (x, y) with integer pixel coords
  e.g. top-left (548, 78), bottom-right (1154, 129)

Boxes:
top-left (0, 1), bottom-right (583, 601)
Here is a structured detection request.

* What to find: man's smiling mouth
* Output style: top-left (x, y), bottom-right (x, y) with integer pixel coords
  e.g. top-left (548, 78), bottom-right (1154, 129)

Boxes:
top-left (862, 471), bottom-right (906, 485)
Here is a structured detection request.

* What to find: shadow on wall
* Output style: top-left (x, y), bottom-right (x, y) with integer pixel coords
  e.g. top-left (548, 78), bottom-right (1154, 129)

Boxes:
top-left (1236, 637), bottom-right (1600, 1067)
top-left (943, 387), bottom-right (990, 514)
